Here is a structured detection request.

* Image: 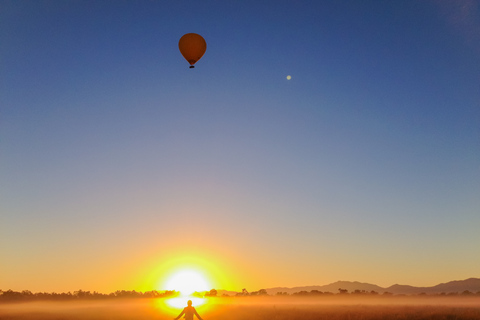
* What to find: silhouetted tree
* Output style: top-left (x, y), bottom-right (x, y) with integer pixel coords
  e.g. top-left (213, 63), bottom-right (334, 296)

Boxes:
top-left (1, 289), bottom-right (23, 300)
top-left (310, 290), bottom-right (323, 295)
top-left (21, 290), bottom-right (33, 298)
top-left (236, 288), bottom-right (249, 296)
top-left (205, 289), bottom-right (217, 297)
top-left (162, 290), bottom-right (178, 298)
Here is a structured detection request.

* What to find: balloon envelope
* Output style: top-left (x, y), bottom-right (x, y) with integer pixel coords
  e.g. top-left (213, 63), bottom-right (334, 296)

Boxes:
top-left (178, 33), bottom-right (207, 68)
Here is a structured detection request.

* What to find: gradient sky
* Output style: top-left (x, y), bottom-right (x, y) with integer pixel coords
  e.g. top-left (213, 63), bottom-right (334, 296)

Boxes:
top-left (1, 0), bottom-right (479, 293)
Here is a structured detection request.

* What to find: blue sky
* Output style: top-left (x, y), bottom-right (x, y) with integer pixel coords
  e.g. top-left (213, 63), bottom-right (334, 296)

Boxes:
top-left (1, 0), bottom-right (479, 292)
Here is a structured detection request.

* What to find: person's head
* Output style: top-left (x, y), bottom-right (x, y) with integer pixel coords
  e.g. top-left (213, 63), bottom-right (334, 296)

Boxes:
top-left (187, 300), bottom-right (192, 306)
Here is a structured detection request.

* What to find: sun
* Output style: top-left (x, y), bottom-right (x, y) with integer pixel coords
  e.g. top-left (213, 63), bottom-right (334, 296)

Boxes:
top-left (165, 269), bottom-right (210, 296)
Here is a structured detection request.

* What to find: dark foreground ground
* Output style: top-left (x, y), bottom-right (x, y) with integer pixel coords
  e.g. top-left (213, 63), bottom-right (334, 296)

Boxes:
top-left (1, 296), bottom-right (480, 320)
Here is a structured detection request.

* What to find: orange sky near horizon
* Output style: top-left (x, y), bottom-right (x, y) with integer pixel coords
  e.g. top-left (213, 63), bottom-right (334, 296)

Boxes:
top-left (3, 234), bottom-right (477, 294)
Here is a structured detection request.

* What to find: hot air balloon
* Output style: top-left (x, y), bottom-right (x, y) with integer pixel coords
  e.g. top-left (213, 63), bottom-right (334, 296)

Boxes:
top-left (178, 33), bottom-right (207, 68)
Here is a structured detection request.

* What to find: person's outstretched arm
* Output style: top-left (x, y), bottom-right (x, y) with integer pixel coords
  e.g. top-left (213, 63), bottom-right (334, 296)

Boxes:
top-left (174, 308), bottom-right (186, 320)
top-left (194, 308), bottom-right (203, 320)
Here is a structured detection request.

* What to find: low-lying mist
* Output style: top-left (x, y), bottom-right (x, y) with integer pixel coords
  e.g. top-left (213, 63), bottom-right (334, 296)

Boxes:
top-left (1, 296), bottom-right (480, 320)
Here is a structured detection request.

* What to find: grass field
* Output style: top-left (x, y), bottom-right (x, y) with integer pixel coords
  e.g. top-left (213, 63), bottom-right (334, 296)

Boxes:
top-left (1, 296), bottom-right (480, 320)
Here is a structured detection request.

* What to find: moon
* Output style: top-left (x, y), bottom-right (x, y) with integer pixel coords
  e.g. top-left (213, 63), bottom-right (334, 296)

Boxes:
top-left (286, 75), bottom-right (292, 80)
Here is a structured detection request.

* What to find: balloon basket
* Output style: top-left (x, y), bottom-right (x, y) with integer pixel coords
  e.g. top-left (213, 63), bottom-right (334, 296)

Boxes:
top-left (189, 66), bottom-right (195, 68)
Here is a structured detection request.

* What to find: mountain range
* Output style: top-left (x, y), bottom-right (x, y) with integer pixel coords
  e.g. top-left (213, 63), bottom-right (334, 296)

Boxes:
top-left (220, 278), bottom-right (480, 295)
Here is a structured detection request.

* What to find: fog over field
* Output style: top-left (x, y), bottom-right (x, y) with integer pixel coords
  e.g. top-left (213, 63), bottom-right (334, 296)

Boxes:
top-left (2, 297), bottom-right (480, 320)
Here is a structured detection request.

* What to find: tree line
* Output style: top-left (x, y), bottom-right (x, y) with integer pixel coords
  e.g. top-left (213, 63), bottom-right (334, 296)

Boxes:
top-left (0, 289), bottom-right (178, 302)
top-left (1, 287), bottom-right (479, 302)
top-left (237, 288), bottom-right (480, 297)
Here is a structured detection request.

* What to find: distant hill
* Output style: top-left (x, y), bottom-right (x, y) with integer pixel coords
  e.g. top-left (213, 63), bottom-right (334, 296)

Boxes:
top-left (386, 278), bottom-right (480, 295)
top-left (225, 278), bottom-right (480, 296)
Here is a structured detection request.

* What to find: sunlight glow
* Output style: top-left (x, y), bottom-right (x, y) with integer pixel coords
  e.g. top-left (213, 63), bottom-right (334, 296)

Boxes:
top-left (154, 295), bottom-right (211, 318)
top-left (166, 296), bottom-right (207, 309)
top-left (165, 269), bottom-right (210, 295)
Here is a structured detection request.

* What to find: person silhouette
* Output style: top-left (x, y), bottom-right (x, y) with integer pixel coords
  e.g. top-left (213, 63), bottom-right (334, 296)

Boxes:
top-left (174, 300), bottom-right (204, 320)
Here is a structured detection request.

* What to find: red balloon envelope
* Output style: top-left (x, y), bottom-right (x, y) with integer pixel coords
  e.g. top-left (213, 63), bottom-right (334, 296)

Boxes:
top-left (178, 33), bottom-right (207, 68)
